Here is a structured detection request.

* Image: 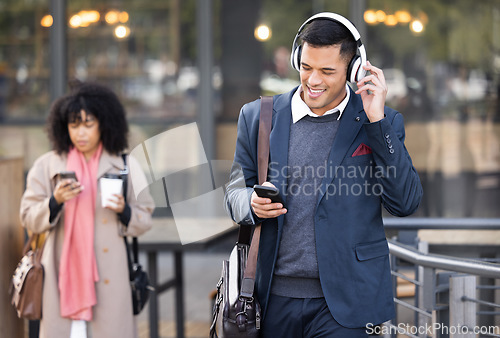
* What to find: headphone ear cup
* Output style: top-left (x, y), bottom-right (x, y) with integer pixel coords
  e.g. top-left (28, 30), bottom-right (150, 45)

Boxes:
top-left (347, 56), bottom-right (361, 83)
top-left (291, 44), bottom-right (302, 71)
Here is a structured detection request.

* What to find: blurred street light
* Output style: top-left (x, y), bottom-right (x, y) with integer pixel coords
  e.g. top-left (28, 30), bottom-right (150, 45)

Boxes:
top-left (385, 14), bottom-right (398, 26)
top-left (395, 10), bottom-right (411, 24)
top-left (364, 8), bottom-right (426, 35)
top-left (106, 10), bottom-right (129, 25)
top-left (376, 10), bottom-right (387, 23)
top-left (105, 10), bottom-right (119, 24)
top-left (255, 24), bottom-right (271, 41)
top-left (119, 11), bottom-right (129, 23)
top-left (114, 25), bottom-right (130, 39)
top-left (410, 19), bottom-right (425, 34)
top-left (44, 9), bottom-right (131, 38)
top-left (69, 10), bottom-right (100, 28)
top-left (41, 14), bottom-right (53, 27)
top-left (69, 14), bottom-right (82, 28)
top-left (364, 10), bottom-right (377, 25)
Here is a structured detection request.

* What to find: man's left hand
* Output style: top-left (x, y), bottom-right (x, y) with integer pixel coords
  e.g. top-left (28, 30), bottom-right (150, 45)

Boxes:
top-left (355, 61), bottom-right (387, 123)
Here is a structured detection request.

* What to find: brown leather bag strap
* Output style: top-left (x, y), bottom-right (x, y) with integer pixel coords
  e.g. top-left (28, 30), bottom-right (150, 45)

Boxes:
top-left (237, 96), bottom-right (273, 246)
top-left (257, 96), bottom-right (273, 185)
top-left (22, 234), bottom-right (37, 256)
top-left (23, 233), bottom-right (47, 264)
top-left (240, 96), bottom-right (273, 300)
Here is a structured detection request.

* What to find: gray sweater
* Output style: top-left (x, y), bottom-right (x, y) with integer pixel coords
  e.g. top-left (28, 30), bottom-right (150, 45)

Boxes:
top-left (272, 113), bottom-right (340, 298)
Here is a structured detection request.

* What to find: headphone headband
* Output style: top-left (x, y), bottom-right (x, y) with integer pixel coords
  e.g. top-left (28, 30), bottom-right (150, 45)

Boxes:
top-left (290, 12), bottom-right (367, 82)
top-left (295, 12), bottom-right (361, 42)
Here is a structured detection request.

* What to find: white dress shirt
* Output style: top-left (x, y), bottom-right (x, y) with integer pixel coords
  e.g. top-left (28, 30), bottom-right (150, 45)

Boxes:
top-left (291, 84), bottom-right (350, 124)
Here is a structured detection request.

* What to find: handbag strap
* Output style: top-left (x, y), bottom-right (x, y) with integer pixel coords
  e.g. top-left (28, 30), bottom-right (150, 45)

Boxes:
top-left (239, 95), bottom-right (273, 300)
top-left (120, 154), bottom-right (139, 280)
top-left (23, 233), bottom-right (46, 263)
top-left (22, 234), bottom-right (36, 256)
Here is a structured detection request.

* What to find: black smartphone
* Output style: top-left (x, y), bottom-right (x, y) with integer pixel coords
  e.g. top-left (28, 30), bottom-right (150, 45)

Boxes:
top-left (253, 184), bottom-right (285, 206)
top-left (55, 171), bottom-right (78, 183)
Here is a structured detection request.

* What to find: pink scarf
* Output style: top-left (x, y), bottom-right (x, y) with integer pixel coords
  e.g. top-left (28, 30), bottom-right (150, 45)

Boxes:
top-left (59, 143), bottom-right (103, 320)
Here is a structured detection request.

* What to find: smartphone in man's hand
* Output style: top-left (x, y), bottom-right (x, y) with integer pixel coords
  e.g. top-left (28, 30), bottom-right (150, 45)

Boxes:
top-left (253, 184), bottom-right (285, 207)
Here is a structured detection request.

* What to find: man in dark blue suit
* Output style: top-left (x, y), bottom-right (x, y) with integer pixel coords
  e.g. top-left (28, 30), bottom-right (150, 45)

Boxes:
top-left (225, 13), bottom-right (423, 337)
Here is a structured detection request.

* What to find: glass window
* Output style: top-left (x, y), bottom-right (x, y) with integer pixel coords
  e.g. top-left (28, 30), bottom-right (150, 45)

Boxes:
top-left (361, 1), bottom-right (500, 217)
top-left (0, 0), bottom-right (50, 122)
top-left (0, 0), bottom-right (207, 125)
top-left (66, 1), bottom-right (196, 122)
top-left (0, 0), bottom-right (208, 168)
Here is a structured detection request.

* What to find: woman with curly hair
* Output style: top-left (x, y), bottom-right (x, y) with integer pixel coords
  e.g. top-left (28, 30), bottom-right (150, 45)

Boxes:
top-left (20, 81), bottom-right (155, 338)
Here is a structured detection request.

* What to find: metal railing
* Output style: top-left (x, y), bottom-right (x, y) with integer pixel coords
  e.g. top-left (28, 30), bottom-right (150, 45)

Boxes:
top-left (388, 240), bottom-right (500, 279)
top-left (384, 217), bottom-right (500, 230)
top-left (385, 218), bottom-right (500, 338)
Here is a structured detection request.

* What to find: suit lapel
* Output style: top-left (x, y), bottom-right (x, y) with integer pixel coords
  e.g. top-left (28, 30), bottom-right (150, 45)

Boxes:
top-left (316, 88), bottom-right (367, 207)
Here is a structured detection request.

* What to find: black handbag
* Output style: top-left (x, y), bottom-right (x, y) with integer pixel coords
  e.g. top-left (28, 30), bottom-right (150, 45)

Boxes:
top-left (124, 236), bottom-right (154, 315)
top-left (210, 96), bottom-right (273, 337)
top-left (121, 154), bottom-right (154, 315)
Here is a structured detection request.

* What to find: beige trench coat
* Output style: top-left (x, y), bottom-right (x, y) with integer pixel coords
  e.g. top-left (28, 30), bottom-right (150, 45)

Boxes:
top-left (20, 150), bottom-right (155, 338)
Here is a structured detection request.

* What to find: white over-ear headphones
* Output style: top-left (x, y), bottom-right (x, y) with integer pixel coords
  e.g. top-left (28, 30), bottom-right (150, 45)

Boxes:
top-left (290, 12), bottom-right (367, 83)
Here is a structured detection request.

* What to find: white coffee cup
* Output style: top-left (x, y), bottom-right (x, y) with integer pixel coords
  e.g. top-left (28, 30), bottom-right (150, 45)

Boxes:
top-left (100, 177), bottom-right (123, 208)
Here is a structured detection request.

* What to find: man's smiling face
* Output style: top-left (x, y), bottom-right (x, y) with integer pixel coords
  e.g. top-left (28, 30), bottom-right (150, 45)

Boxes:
top-left (299, 42), bottom-right (349, 116)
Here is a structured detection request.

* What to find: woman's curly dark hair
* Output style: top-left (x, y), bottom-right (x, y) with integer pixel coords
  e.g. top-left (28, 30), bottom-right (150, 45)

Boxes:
top-left (47, 80), bottom-right (129, 155)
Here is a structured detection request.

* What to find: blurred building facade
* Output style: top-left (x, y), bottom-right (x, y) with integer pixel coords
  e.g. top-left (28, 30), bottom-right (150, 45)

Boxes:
top-left (0, 0), bottom-right (500, 218)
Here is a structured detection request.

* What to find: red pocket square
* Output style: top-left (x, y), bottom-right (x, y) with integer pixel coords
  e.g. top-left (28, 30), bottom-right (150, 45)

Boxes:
top-left (352, 143), bottom-right (372, 157)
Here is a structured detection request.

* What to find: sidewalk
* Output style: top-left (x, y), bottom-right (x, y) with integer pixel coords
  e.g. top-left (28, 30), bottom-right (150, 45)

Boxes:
top-left (136, 250), bottom-right (228, 338)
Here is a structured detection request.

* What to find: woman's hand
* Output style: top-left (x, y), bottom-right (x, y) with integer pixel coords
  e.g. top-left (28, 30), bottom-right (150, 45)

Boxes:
top-left (105, 193), bottom-right (126, 214)
top-left (53, 179), bottom-right (83, 204)
top-left (251, 182), bottom-right (287, 219)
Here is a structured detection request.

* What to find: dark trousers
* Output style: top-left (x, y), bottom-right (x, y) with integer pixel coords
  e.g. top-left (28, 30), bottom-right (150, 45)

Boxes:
top-left (261, 294), bottom-right (369, 338)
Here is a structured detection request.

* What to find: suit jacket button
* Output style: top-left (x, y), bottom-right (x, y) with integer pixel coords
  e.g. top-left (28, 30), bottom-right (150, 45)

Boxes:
top-left (103, 248), bottom-right (109, 253)
top-left (389, 148), bottom-right (395, 154)
top-left (104, 279), bottom-right (110, 285)
top-left (385, 133), bottom-right (390, 138)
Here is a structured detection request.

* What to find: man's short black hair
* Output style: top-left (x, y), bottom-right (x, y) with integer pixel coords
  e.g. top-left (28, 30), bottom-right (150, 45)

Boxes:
top-left (299, 18), bottom-right (357, 65)
top-left (47, 80), bottom-right (129, 155)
